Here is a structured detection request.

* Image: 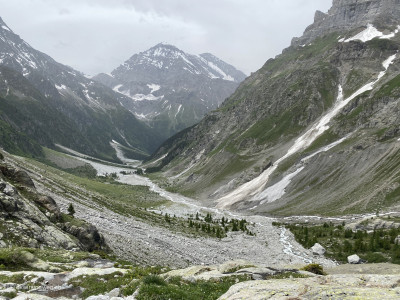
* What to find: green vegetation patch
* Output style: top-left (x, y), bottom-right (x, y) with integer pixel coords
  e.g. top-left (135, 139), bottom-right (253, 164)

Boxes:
top-left (136, 275), bottom-right (250, 300)
top-left (375, 74), bottom-right (400, 97)
top-left (69, 271), bottom-right (132, 299)
top-left (274, 221), bottom-right (400, 264)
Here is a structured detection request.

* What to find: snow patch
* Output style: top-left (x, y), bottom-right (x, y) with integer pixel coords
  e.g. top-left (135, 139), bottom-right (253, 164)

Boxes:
top-left (114, 84), bottom-right (163, 102)
top-left (251, 135), bottom-right (350, 206)
top-left (55, 84), bottom-right (67, 90)
top-left (147, 83), bottom-right (160, 93)
top-left (343, 24), bottom-right (400, 43)
top-left (1, 25), bottom-right (10, 32)
top-left (252, 167), bottom-right (304, 204)
top-left (131, 93), bottom-right (164, 101)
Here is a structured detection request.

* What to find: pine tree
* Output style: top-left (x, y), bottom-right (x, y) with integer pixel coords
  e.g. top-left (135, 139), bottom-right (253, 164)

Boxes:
top-left (67, 203), bottom-right (75, 216)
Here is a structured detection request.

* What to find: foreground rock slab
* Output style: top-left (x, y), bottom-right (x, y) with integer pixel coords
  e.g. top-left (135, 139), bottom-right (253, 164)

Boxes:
top-left (218, 274), bottom-right (400, 300)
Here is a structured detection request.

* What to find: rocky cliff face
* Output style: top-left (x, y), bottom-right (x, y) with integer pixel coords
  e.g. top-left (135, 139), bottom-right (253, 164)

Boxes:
top-left (94, 43), bottom-right (246, 139)
top-left (149, 0), bottom-right (400, 216)
top-left (292, 0), bottom-right (400, 46)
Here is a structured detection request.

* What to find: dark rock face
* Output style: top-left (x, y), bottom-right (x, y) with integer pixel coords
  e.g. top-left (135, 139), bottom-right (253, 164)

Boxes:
top-left (292, 0), bottom-right (400, 46)
top-left (60, 223), bottom-right (107, 252)
top-left (0, 166), bottom-right (35, 188)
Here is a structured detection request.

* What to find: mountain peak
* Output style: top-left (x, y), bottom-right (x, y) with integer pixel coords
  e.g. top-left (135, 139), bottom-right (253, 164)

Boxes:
top-left (292, 0), bottom-right (400, 46)
top-left (113, 43), bottom-right (246, 83)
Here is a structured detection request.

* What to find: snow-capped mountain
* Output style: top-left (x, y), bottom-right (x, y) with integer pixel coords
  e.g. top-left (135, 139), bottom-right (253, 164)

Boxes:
top-left (94, 43), bottom-right (246, 139)
top-left (0, 17), bottom-right (161, 160)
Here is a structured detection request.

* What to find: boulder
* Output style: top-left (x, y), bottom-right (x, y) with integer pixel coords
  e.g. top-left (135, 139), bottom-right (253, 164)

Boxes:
top-left (106, 288), bottom-right (120, 298)
top-left (218, 260), bottom-right (254, 274)
top-left (235, 267), bottom-right (278, 280)
top-left (61, 222), bottom-right (107, 251)
top-left (34, 195), bottom-right (60, 215)
top-left (311, 243), bottom-right (326, 256)
top-left (395, 235), bottom-right (400, 245)
top-left (348, 254), bottom-right (361, 264)
top-left (0, 166), bottom-right (35, 188)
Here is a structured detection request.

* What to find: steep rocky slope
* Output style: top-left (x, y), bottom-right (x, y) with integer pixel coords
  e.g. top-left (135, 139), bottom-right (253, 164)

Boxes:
top-left (0, 17), bottom-right (161, 161)
top-left (94, 43), bottom-right (246, 139)
top-left (149, 0), bottom-right (400, 216)
top-left (0, 154), bottom-right (107, 253)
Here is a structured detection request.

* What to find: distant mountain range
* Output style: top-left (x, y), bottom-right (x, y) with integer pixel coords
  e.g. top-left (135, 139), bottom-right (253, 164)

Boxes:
top-left (94, 43), bottom-right (246, 139)
top-left (0, 17), bottom-right (163, 160)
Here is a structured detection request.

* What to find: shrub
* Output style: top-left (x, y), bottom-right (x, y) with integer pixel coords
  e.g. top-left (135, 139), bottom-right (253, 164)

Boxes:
top-left (142, 275), bottom-right (166, 286)
top-left (301, 263), bottom-right (326, 275)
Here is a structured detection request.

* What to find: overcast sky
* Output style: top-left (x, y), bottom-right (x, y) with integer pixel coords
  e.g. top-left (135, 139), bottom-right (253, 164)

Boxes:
top-left (0, 0), bottom-right (332, 76)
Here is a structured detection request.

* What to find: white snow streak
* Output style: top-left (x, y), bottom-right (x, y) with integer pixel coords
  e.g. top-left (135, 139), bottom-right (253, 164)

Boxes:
top-left (206, 61), bottom-right (234, 82)
top-left (216, 53), bottom-right (397, 209)
top-left (175, 104), bottom-right (182, 118)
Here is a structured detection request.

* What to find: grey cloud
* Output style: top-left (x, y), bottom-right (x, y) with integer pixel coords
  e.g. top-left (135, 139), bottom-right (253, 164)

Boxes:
top-left (0, 0), bottom-right (332, 75)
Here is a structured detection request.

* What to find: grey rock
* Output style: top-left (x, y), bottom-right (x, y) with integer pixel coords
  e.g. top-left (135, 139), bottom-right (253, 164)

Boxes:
top-left (311, 243), bottom-right (326, 256)
top-left (348, 254), bottom-right (361, 264)
top-left (106, 288), bottom-right (120, 298)
top-left (3, 184), bottom-right (16, 196)
top-left (395, 235), bottom-right (400, 244)
top-left (86, 296), bottom-right (110, 300)
top-left (33, 195), bottom-right (60, 215)
top-left (235, 267), bottom-right (278, 280)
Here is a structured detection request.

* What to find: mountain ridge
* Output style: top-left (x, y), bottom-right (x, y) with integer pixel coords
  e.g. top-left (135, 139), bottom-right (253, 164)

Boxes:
top-left (292, 0), bottom-right (400, 46)
top-left (0, 17), bottom-right (162, 160)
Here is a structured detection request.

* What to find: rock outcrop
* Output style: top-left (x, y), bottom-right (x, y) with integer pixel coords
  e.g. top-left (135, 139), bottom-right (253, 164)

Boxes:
top-left (0, 160), bottom-right (107, 252)
top-left (292, 0), bottom-right (400, 46)
top-left (219, 274), bottom-right (400, 299)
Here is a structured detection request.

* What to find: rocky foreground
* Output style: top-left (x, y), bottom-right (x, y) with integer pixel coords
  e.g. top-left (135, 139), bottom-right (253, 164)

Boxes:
top-left (1, 258), bottom-right (400, 299)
